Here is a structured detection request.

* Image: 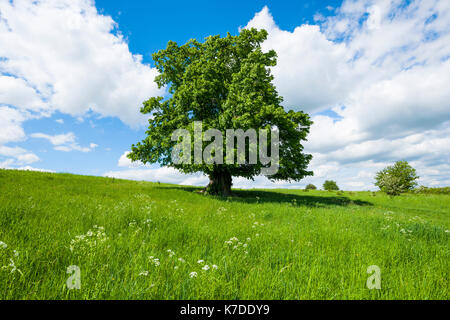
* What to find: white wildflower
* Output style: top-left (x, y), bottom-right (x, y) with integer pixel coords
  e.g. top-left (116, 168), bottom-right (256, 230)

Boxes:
top-left (0, 241), bottom-right (7, 249)
top-left (202, 265), bottom-right (210, 271)
top-left (129, 221), bottom-right (137, 227)
top-left (197, 259), bottom-right (204, 264)
top-left (167, 249), bottom-right (175, 257)
top-left (3, 259), bottom-right (23, 275)
top-left (189, 272), bottom-right (198, 278)
top-left (148, 256), bottom-right (160, 266)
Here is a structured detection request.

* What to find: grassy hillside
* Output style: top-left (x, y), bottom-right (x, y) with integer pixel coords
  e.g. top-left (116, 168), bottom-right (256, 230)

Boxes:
top-left (0, 169), bottom-right (448, 299)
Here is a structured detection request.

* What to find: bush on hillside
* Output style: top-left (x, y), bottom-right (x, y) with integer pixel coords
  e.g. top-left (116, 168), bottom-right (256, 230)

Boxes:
top-left (305, 184), bottom-right (317, 190)
top-left (375, 161), bottom-right (419, 196)
top-left (323, 180), bottom-right (339, 191)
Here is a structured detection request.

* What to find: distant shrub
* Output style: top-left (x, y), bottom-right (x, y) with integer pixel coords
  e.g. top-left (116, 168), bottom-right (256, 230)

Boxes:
top-left (413, 186), bottom-right (450, 195)
top-left (305, 184), bottom-right (317, 190)
top-left (323, 180), bottom-right (339, 191)
top-left (375, 161), bottom-right (419, 196)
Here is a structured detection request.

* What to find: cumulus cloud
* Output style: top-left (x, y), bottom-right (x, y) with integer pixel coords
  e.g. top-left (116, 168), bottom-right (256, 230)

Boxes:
top-left (0, 145), bottom-right (40, 168)
top-left (0, 0), bottom-right (163, 127)
top-left (0, 165), bottom-right (55, 173)
top-left (30, 132), bottom-right (97, 152)
top-left (104, 166), bottom-right (209, 186)
top-left (117, 151), bottom-right (149, 168)
top-left (240, 1), bottom-right (450, 189)
top-left (244, 6), bottom-right (352, 113)
top-left (0, 106), bottom-right (28, 145)
top-left (0, 0), bottom-right (164, 171)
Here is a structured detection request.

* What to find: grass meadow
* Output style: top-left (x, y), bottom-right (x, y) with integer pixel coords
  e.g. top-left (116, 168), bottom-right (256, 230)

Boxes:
top-left (0, 169), bottom-right (448, 299)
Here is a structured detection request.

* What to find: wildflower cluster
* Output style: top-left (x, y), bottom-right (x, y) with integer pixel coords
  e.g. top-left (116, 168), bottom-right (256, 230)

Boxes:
top-left (69, 225), bottom-right (108, 253)
top-left (216, 207), bottom-right (228, 215)
top-left (0, 240), bottom-right (23, 276)
top-left (251, 221), bottom-right (264, 229)
top-left (167, 249), bottom-right (175, 257)
top-left (224, 237), bottom-right (250, 254)
top-left (167, 249), bottom-right (187, 270)
top-left (148, 256), bottom-right (160, 267)
top-left (380, 214), bottom-right (415, 241)
top-left (189, 259), bottom-right (218, 278)
top-left (138, 254), bottom-right (162, 277)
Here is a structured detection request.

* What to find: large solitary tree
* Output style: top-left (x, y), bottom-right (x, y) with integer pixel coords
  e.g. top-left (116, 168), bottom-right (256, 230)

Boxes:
top-left (129, 28), bottom-right (313, 195)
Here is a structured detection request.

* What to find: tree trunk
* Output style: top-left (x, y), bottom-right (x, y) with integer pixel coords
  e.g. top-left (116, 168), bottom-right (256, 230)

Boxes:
top-left (204, 171), bottom-right (232, 196)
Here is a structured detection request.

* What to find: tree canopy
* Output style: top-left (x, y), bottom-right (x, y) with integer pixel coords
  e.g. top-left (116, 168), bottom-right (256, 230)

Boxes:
top-left (375, 160), bottom-right (419, 196)
top-left (323, 180), bottom-right (339, 191)
top-left (129, 28), bottom-right (313, 195)
top-left (305, 184), bottom-right (317, 190)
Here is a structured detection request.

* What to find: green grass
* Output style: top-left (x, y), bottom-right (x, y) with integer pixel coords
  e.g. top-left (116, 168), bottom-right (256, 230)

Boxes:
top-left (0, 169), bottom-right (448, 299)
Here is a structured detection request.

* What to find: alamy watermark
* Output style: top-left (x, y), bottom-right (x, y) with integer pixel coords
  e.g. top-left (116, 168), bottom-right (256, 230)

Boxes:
top-left (171, 121), bottom-right (279, 175)
top-left (66, 265), bottom-right (81, 290)
top-left (366, 265), bottom-right (381, 289)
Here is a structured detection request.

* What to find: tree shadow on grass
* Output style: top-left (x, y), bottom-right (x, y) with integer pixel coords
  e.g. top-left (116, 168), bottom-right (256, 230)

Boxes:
top-left (156, 185), bottom-right (373, 207)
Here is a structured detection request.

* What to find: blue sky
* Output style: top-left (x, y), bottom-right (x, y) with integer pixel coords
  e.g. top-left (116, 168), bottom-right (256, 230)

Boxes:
top-left (95, 0), bottom-right (343, 63)
top-left (1, 0), bottom-right (449, 190)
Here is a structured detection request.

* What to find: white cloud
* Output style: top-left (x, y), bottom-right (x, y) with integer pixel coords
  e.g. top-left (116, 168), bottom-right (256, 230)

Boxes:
top-left (0, 76), bottom-right (46, 112)
top-left (0, 0), bottom-right (164, 127)
top-left (0, 145), bottom-right (40, 167)
top-left (0, 106), bottom-right (27, 145)
top-left (104, 167), bottom-right (209, 186)
top-left (0, 0), bottom-right (165, 171)
top-left (0, 166), bottom-right (55, 173)
top-left (245, 6), bottom-right (352, 113)
top-left (30, 132), bottom-right (97, 152)
top-left (241, 2), bottom-right (450, 189)
top-left (117, 150), bottom-right (151, 168)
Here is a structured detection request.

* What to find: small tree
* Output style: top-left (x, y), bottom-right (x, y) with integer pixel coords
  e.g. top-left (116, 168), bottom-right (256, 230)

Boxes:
top-left (323, 180), bottom-right (339, 191)
top-left (305, 183), bottom-right (317, 190)
top-left (375, 160), bottom-right (419, 196)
